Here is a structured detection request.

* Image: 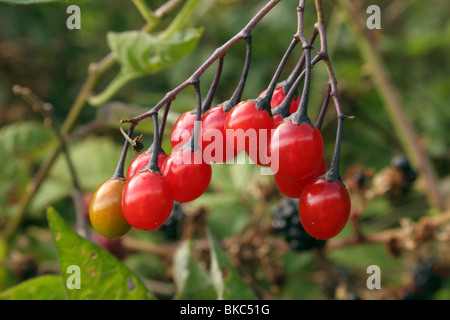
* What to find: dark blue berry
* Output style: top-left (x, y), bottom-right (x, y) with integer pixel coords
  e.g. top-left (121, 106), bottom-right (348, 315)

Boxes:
top-left (272, 198), bottom-right (326, 252)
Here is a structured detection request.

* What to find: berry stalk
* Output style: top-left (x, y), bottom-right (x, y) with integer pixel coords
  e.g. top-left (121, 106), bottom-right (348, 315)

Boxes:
top-left (189, 81), bottom-right (203, 152)
top-left (272, 29), bottom-right (319, 119)
top-left (113, 123), bottom-right (137, 179)
top-left (260, 36), bottom-right (300, 108)
top-left (315, 84), bottom-right (331, 130)
top-left (144, 114), bottom-right (163, 174)
top-left (201, 57), bottom-right (224, 114)
top-left (282, 28), bottom-right (318, 94)
top-left (223, 34), bottom-right (252, 112)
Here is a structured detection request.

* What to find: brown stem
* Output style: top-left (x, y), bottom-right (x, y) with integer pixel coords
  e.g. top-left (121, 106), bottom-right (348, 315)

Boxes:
top-left (314, 0), bottom-right (354, 183)
top-left (121, 0), bottom-right (281, 124)
top-left (328, 209), bottom-right (450, 250)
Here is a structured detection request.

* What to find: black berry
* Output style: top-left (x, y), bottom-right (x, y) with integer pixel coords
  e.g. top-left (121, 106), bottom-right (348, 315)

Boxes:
top-left (404, 258), bottom-right (442, 300)
top-left (271, 198), bottom-right (326, 251)
top-left (391, 155), bottom-right (418, 194)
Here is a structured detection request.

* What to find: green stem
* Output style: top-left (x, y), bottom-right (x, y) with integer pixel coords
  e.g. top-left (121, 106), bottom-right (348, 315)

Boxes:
top-left (159, 0), bottom-right (201, 40)
top-left (88, 72), bottom-right (137, 107)
top-left (132, 0), bottom-right (158, 23)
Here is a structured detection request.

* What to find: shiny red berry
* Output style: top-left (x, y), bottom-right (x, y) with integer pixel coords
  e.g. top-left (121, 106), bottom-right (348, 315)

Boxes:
top-left (162, 149), bottom-right (212, 203)
top-left (201, 105), bottom-right (238, 163)
top-left (224, 100), bottom-right (275, 154)
top-left (299, 177), bottom-right (351, 240)
top-left (270, 120), bottom-right (324, 180)
top-left (274, 157), bottom-right (327, 198)
top-left (170, 110), bottom-right (197, 151)
top-left (126, 150), bottom-right (168, 180)
top-left (122, 170), bottom-right (174, 231)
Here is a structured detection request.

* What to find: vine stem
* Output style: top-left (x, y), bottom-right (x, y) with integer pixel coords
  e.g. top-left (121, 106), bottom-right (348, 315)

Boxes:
top-left (282, 28), bottom-right (319, 93)
top-left (0, 0), bottom-right (188, 245)
top-left (327, 209), bottom-right (450, 250)
top-left (132, 0), bottom-right (157, 23)
top-left (273, 7), bottom-right (321, 120)
top-left (314, 0), bottom-right (354, 183)
top-left (291, 0), bottom-right (313, 125)
top-left (337, 0), bottom-right (445, 211)
top-left (121, 0), bottom-right (281, 124)
top-left (159, 0), bottom-right (201, 40)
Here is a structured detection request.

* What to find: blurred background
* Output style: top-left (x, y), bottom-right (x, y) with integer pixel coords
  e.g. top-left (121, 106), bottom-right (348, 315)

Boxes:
top-left (0, 0), bottom-right (449, 300)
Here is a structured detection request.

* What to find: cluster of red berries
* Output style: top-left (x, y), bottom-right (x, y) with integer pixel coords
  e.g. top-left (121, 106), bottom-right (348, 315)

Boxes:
top-left (89, 84), bottom-right (351, 241)
top-left (170, 85), bottom-right (351, 240)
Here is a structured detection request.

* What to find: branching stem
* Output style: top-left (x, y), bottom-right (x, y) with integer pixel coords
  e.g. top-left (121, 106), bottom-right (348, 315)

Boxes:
top-left (121, 0), bottom-right (281, 124)
top-left (314, 0), bottom-right (354, 183)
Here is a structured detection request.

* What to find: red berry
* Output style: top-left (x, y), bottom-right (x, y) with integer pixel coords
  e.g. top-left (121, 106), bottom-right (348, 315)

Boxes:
top-left (270, 120), bottom-right (324, 180)
top-left (299, 177), bottom-right (351, 240)
top-left (201, 105), bottom-right (238, 163)
top-left (170, 110), bottom-right (197, 151)
top-left (162, 149), bottom-right (212, 203)
top-left (274, 157), bottom-right (327, 198)
top-left (126, 151), bottom-right (168, 180)
top-left (122, 170), bottom-right (174, 231)
top-left (224, 100), bottom-right (275, 154)
top-left (259, 86), bottom-right (300, 123)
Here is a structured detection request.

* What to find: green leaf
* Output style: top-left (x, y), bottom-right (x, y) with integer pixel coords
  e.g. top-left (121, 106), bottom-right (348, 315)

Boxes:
top-left (173, 240), bottom-right (217, 300)
top-left (46, 206), bottom-right (154, 300)
top-left (0, 121), bottom-right (56, 161)
top-left (89, 28), bottom-right (203, 106)
top-left (207, 229), bottom-right (257, 300)
top-left (0, 121), bottom-right (56, 217)
top-left (0, 275), bottom-right (66, 300)
top-left (109, 28), bottom-right (203, 74)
